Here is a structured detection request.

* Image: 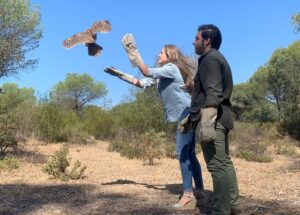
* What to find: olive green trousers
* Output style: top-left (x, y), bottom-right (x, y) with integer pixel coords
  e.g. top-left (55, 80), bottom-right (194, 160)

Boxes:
top-left (200, 123), bottom-right (240, 215)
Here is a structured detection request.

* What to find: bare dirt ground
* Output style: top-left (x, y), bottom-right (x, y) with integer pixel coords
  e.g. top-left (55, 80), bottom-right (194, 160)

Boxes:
top-left (0, 139), bottom-right (299, 215)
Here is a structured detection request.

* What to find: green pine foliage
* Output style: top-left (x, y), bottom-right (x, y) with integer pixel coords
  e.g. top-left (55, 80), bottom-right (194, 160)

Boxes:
top-left (231, 41), bottom-right (300, 140)
top-left (0, 0), bottom-right (42, 77)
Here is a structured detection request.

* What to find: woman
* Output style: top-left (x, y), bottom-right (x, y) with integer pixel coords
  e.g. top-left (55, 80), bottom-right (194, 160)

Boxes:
top-left (105, 35), bottom-right (204, 209)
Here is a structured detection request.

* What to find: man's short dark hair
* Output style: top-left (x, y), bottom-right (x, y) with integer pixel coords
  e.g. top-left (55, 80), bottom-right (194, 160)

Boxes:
top-left (198, 24), bottom-right (222, 50)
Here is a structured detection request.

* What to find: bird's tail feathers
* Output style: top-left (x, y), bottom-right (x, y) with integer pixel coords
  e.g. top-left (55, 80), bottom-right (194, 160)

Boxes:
top-left (88, 43), bottom-right (103, 56)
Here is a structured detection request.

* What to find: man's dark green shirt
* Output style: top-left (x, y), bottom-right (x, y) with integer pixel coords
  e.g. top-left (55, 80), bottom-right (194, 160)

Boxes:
top-left (190, 48), bottom-right (234, 129)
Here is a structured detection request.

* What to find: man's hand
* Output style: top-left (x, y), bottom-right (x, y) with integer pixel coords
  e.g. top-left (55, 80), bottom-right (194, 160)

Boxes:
top-left (121, 33), bottom-right (144, 67)
top-left (197, 107), bottom-right (218, 144)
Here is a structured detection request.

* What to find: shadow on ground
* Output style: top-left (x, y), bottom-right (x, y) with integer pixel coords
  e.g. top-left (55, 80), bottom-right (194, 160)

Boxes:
top-left (286, 159), bottom-right (300, 172)
top-left (0, 182), bottom-right (299, 215)
top-left (0, 183), bottom-right (179, 215)
top-left (7, 146), bottom-right (48, 164)
top-left (102, 179), bottom-right (182, 194)
top-left (102, 179), bottom-right (300, 215)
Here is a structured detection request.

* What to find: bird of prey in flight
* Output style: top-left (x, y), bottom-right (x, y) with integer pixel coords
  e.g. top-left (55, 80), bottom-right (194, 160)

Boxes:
top-left (63, 20), bottom-right (112, 56)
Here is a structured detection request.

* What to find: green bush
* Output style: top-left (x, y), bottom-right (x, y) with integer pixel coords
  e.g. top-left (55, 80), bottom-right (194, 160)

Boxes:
top-left (273, 141), bottom-right (300, 158)
top-left (68, 160), bottom-right (87, 180)
top-left (14, 103), bottom-right (37, 142)
top-left (230, 122), bottom-right (273, 162)
top-left (163, 123), bottom-right (177, 159)
top-left (35, 102), bottom-right (66, 142)
top-left (0, 84), bottom-right (37, 158)
top-left (83, 106), bottom-right (117, 140)
top-left (230, 122), bottom-right (300, 160)
top-left (109, 129), bottom-right (166, 165)
top-left (237, 149), bottom-right (273, 163)
top-left (0, 129), bottom-right (18, 159)
top-left (110, 87), bottom-right (166, 135)
top-left (108, 131), bottom-right (143, 159)
top-left (65, 125), bottom-right (92, 144)
top-left (60, 111), bottom-right (93, 144)
top-left (280, 102), bottom-right (300, 140)
top-left (164, 141), bottom-right (176, 159)
top-left (138, 129), bottom-right (166, 165)
top-left (43, 146), bottom-right (86, 181)
top-left (0, 156), bottom-right (20, 171)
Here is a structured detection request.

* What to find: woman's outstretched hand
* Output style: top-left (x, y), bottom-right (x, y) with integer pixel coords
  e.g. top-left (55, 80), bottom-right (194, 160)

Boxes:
top-left (104, 67), bottom-right (124, 77)
top-left (104, 67), bottom-right (143, 88)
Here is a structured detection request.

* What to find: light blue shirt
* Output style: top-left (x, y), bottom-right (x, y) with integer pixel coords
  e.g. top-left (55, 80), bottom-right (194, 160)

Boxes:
top-left (140, 63), bottom-right (191, 123)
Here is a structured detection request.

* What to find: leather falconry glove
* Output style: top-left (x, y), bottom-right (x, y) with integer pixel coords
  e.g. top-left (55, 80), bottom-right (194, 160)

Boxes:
top-left (198, 107), bottom-right (218, 144)
top-left (104, 67), bottom-right (134, 83)
top-left (121, 33), bottom-right (144, 68)
top-left (104, 67), bottom-right (139, 85)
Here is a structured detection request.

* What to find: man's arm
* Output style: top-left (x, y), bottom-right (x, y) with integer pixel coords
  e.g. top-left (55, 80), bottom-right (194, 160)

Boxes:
top-left (200, 56), bottom-right (223, 107)
top-left (198, 56), bottom-right (223, 143)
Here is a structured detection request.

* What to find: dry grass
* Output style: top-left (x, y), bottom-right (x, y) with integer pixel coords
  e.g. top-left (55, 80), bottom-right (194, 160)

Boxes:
top-left (0, 139), bottom-right (299, 215)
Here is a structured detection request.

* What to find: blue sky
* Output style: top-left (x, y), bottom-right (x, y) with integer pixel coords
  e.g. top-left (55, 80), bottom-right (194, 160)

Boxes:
top-left (0, 0), bottom-right (299, 106)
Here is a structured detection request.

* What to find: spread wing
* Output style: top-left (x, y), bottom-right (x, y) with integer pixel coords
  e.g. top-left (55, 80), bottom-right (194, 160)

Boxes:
top-left (91, 20), bottom-right (112, 34)
top-left (63, 32), bottom-right (96, 49)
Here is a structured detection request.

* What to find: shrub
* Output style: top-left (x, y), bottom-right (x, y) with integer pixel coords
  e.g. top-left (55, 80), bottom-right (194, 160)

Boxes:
top-left (108, 129), bottom-right (166, 165)
top-left (138, 129), bottom-right (166, 165)
top-left (162, 123), bottom-right (176, 158)
top-left (0, 84), bottom-right (37, 150)
top-left (230, 122), bottom-right (300, 161)
top-left (43, 146), bottom-right (86, 181)
top-left (0, 156), bottom-right (20, 171)
top-left (35, 102), bottom-right (66, 142)
top-left (108, 131), bottom-right (143, 160)
top-left (272, 141), bottom-right (300, 158)
top-left (83, 106), bottom-right (117, 140)
top-left (110, 87), bottom-right (166, 135)
top-left (63, 121), bottom-right (92, 144)
top-left (164, 141), bottom-right (176, 159)
top-left (68, 160), bottom-right (87, 180)
top-left (14, 102), bottom-right (37, 142)
top-left (237, 149), bottom-right (273, 162)
top-left (280, 102), bottom-right (300, 140)
top-left (236, 138), bottom-right (273, 163)
top-left (230, 122), bottom-right (273, 162)
top-left (108, 129), bottom-right (132, 152)
top-left (0, 130), bottom-right (18, 160)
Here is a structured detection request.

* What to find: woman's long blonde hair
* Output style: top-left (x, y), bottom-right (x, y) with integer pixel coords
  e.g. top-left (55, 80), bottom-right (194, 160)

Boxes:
top-left (161, 45), bottom-right (196, 94)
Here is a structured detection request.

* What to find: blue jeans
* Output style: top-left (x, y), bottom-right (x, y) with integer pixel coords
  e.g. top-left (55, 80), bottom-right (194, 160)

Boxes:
top-left (176, 107), bottom-right (204, 192)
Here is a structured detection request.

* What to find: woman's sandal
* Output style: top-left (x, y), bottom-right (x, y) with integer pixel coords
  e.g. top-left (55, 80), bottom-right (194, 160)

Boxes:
top-left (172, 193), bottom-right (197, 210)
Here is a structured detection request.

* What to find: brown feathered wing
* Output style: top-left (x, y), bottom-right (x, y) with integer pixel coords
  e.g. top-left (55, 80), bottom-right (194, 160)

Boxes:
top-left (63, 32), bottom-right (95, 49)
top-left (91, 20), bottom-right (112, 34)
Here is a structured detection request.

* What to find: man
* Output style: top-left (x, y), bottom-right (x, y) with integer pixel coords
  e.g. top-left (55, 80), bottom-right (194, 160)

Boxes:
top-left (190, 24), bottom-right (240, 215)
